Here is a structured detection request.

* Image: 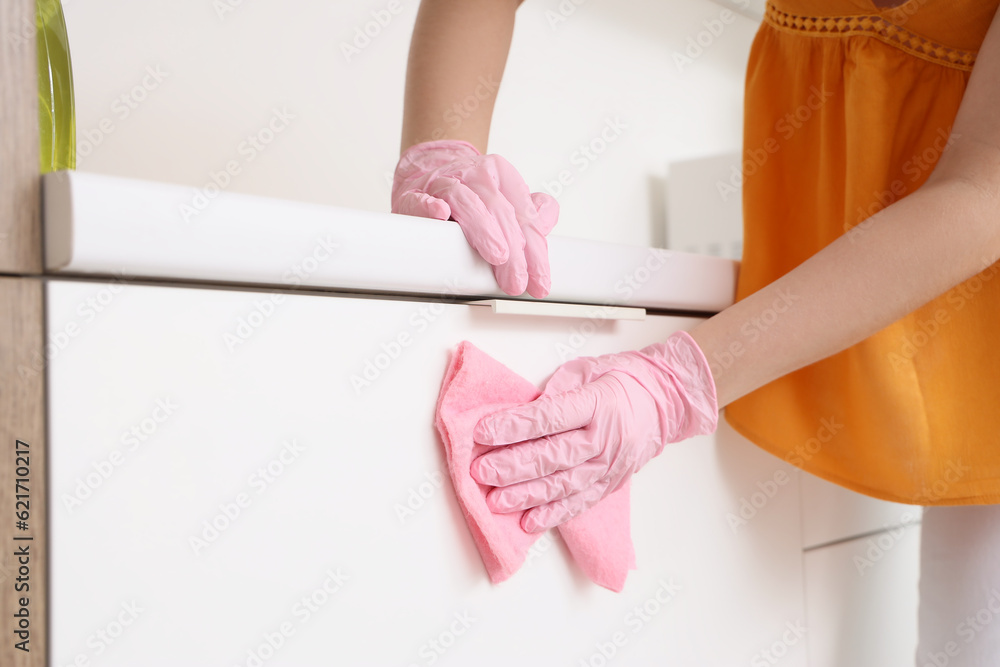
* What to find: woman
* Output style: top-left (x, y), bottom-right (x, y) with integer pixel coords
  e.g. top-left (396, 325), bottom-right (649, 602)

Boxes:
top-left (392, 0), bottom-right (1000, 662)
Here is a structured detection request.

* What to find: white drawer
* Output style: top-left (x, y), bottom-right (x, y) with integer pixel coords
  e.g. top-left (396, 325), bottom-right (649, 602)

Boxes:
top-left (48, 279), bottom-right (804, 666)
top-left (804, 523), bottom-right (921, 667)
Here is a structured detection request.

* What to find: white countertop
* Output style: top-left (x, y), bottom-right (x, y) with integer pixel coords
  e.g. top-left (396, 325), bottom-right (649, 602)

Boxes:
top-left (43, 170), bottom-right (737, 312)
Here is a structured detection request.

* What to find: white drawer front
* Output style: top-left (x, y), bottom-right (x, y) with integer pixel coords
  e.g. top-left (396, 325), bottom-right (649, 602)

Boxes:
top-left (48, 280), bottom-right (804, 666)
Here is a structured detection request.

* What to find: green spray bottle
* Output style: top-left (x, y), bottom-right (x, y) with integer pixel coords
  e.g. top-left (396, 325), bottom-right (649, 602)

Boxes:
top-left (36, 0), bottom-right (75, 172)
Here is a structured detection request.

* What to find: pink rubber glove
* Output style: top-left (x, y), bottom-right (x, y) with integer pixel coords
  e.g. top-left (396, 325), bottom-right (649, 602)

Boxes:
top-left (470, 331), bottom-right (719, 533)
top-left (391, 139), bottom-right (558, 298)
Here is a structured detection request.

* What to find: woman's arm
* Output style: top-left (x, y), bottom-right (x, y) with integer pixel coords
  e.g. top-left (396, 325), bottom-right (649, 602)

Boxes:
top-left (394, 0), bottom-right (555, 298)
top-left (400, 0), bottom-right (524, 154)
top-left (691, 8), bottom-right (1000, 408)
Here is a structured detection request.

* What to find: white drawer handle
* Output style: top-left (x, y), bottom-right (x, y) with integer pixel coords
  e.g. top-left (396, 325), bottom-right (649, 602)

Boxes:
top-left (468, 299), bottom-right (646, 321)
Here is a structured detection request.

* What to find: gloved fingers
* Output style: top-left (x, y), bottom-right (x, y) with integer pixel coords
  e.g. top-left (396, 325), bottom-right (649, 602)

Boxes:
top-left (541, 358), bottom-right (598, 396)
top-left (477, 191), bottom-right (528, 296)
top-left (470, 427), bottom-right (603, 486)
top-left (522, 224), bottom-right (552, 299)
top-left (426, 175), bottom-right (509, 265)
top-left (392, 190), bottom-right (451, 220)
top-left (491, 259), bottom-right (529, 297)
top-left (529, 191), bottom-right (559, 236)
top-left (543, 344), bottom-right (645, 395)
top-left (525, 191), bottom-right (559, 298)
top-left (493, 158), bottom-right (551, 297)
top-left (520, 477), bottom-right (612, 533)
top-left (484, 459), bottom-right (607, 513)
top-left (473, 382), bottom-right (599, 447)
top-left (492, 155), bottom-right (547, 233)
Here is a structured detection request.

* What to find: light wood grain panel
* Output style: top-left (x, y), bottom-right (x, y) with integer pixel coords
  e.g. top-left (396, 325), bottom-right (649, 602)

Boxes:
top-left (0, 0), bottom-right (42, 273)
top-left (0, 277), bottom-right (47, 667)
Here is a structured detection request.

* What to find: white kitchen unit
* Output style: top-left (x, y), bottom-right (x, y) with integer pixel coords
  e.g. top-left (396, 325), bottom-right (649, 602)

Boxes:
top-left (804, 523), bottom-right (922, 667)
top-left (42, 170), bottom-right (814, 666)
top-left (48, 281), bottom-right (810, 667)
top-left (666, 147), bottom-right (924, 665)
top-left (800, 477), bottom-right (923, 665)
top-left (801, 472), bottom-right (923, 551)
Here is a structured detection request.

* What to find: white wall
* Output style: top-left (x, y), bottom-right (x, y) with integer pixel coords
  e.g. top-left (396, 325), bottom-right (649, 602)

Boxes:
top-left (62, 0), bottom-right (758, 248)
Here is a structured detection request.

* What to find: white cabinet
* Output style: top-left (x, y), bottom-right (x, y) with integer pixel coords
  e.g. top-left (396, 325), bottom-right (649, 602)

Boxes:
top-left (801, 452), bottom-right (923, 667)
top-left (804, 523), bottom-right (922, 667)
top-left (800, 471), bottom-right (923, 550)
top-left (797, 450), bottom-right (923, 665)
top-left (48, 279), bottom-right (805, 666)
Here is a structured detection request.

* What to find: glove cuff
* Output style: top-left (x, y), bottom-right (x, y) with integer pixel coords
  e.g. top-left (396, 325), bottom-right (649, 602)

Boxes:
top-left (396, 139), bottom-right (481, 174)
top-left (638, 331), bottom-right (719, 443)
top-left (392, 139), bottom-right (482, 204)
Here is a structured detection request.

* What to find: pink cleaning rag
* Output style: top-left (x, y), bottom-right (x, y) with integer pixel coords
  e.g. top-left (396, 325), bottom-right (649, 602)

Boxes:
top-left (434, 340), bottom-right (636, 592)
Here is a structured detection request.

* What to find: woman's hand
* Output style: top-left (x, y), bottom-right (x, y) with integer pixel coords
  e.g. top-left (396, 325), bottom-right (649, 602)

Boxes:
top-left (470, 331), bottom-right (719, 532)
top-left (391, 139), bottom-right (558, 298)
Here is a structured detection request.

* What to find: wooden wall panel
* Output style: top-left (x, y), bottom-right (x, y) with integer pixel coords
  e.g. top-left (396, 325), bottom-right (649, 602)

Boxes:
top-left (1, 0), bottom-right (47, 665)
top-left (0, 278), bottom-right (46, 667)
top-left (0, 0), bottom-right (42, 274)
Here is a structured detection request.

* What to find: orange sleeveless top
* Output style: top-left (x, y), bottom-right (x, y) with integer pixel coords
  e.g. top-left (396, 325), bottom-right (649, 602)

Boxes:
top-left (724, 0), bottom-right (1000, 505)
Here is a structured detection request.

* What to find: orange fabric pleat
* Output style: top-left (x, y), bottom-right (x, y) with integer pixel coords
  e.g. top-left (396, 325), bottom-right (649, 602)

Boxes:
top-left (724, 0), bottom-right (1000, 505)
